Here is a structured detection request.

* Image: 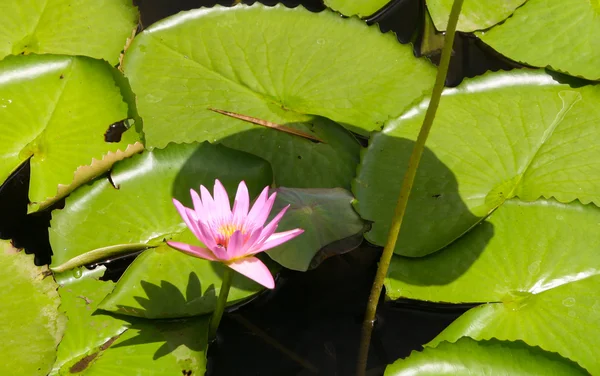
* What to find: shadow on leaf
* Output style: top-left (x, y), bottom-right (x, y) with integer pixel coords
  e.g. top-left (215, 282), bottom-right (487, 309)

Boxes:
top-left (115, 272), bottom-right (217, 318)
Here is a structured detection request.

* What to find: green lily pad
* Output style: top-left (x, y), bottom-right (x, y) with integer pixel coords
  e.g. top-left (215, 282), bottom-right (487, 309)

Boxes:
top-left (0, 241), bottom-right (66, 376)
top-left (0, 54), bottom-right (142, 212)
top-left (49, 141), bottom-right (273, 272)
top-left (98, 239), bottom-right (267, 319)
top-left (50, 267), bottom-right (129, 375)
top-left (426, 0), bottom-right (525, 32)
top-left (354, 70), bottom-right (600, 256)
top-left (265, 187), bottom-right (367, 271)
top-left (123, 4), bottom-right (435, 188)
top-left (0, 0), bottom-right (138, 64)
top-left (50, 266), bottom-right (208, 375)
top-left (81, 316), bottom-right (209, 376)
top-left (324, 0), bottom-right (389, 17)
top-left (385, 338), bottom-right (588, 375)
top-left (386, 199), bottom-right (600, 374)
top-left (479, 0), bottom-right (600, 80)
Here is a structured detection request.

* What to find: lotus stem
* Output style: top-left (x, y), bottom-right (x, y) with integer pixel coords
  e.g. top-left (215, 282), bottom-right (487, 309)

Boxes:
top-left (209, 267), bottom-right (234, 340)
top-left (355, 0), bottom-right (465, 375)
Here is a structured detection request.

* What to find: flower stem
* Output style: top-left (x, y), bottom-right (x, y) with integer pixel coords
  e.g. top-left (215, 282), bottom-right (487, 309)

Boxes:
top-left (355, 1), bottom-right (464, 375)
top-left (209, 266), bottom-right (234, 340)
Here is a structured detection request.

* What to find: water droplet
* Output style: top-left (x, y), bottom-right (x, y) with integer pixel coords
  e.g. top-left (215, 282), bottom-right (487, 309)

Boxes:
top-left (73, 268), bottom-right (83, 279)
top-left (528, 261), bottom-right (541, 275)
top-left (592, 301), bottom-right (600, 313)
top-left (316, 38), bottom-right (325, 45)
top-left (556, 214), bottom-right (564, 220)
top-left (562, 297), bottom-right (576, 307)
top-left (568, 310), bottom-right (576, 317)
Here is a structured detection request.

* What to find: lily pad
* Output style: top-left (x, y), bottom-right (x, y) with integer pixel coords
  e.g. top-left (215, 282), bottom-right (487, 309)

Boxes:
top-left (354, 70), bottom-right (600, 256)
top-left (426, 0), bottom-right (525, 32)
top-left (0, 0), bottom-right (139, 64)
top-left (386, 199), bottom-right (600, 374)
top-left (50, 267), bottom-right (208, 375)
top-left (0, 54), bottom-right (142, 212)
top-left (265, 187), bottom-right (367, 271)
top-left (81, 316), bottom-right (209, 376)
top-left (49, 141), bottom-right (273, 272)
top-left (385, 338), bottom-right (588, 375)
top-left (324, 0), bottom-right (389, 17)
top-left (98, 239), bottom-right (267, 319)
top-left (479, 0), bottom-right (600, 80)
top-left (51, 267), bottom-right (129, 375)
top-left (123, 4), bottom-right (435, 188)
top-left (0, 240), bottom-right (65, 376)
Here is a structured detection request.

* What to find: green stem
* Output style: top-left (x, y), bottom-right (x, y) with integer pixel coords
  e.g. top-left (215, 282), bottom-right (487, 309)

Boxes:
top-left (209, 267), bottom-right (234, 340)
top-left (355, 1), bottom-right (464, 375)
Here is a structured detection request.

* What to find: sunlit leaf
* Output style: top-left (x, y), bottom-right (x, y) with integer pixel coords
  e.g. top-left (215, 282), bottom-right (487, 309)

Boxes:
top-left (386, 199), bottom-right (600, 374)
top-left (0, 54), bottom-right (142, 212)
top-left (82, 316), bottom-right (209, 376)
top-left (123, 4), bottom-right (435, 188)
top-left (0, 0), bottom-right (138, 64)
top-left (426, 0), bottom-right (525, 32)
top-left (49, 141), bottom-right (272, 272)
top-left (385, 338), bottom-right (587, 375)
top-left (354, 70), bottom-right (600, 256)
top-left (49, 266), bottom-right (208, 375)
top-left (50, 267), bottom-right (129, 375)
top-left (479, 0), bottom-right (600, 80)
top-left (0, 241), bottom-right (65, 376)
top-left (97, 239), bottom-right (270, 318)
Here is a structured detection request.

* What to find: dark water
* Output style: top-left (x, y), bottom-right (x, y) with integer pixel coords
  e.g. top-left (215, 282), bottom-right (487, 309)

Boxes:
top-left (0, 0), bottom-right (516, 374)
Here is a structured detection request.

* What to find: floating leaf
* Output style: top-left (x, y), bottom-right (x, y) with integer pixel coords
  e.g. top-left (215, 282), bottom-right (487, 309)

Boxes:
top-left (385, 338), bottom-right (588, 375)
top-left (324, 0), bottom-right (388, 17)
top-left (0, 0), bottom-right (138, 64)
top-left (50, 141), bottom-right (273, 272)
top-left (354, 70), bottom-right (600, 256)
top-left (50, 267), bottom-right (129, 375)
top-left (426, 0), bottom-right (525, 32)
top-left (479, 0), bottom-right (600, 80)
top-left (51, 266), bottom-right (208, 374)
top-left (0, 241), bottom-right (65, 376)
top-left (265, 187), bottom-right (367, 271)
top-left (81, 316), bottom-right (209, 376)
top-left (123, 4), bottom-right (435, 188)
top-left (386, 199), bottom-right (600, 374)
top-left (98, 240), bottom-right (268, 318)
top-left (0, 54), bottom-right (142, 212)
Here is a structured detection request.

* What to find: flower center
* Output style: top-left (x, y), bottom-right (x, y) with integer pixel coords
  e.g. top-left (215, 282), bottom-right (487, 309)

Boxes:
top-left (216, 223), bottom-right (243, 248)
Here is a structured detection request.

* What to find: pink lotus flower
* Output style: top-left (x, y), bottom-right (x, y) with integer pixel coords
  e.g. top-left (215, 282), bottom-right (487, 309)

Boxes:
top-left (168, 180), bottom-right (303, 289)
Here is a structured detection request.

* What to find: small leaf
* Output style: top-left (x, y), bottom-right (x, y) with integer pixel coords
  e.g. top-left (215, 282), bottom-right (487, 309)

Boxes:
top-left (0, 54), bottom-right (142, 212)
top-left (479, 0), bottom-right (600, 80)
top-left (386, 199), bottom-right (600, 374)
top-left (426, 0), bottom-right (526, 32)
top-left (385, 338), bottom-right (588, 375)
top-left (0, 240), bottom-right (66, 376)
top-left (266, 187), bottom-right (367, 271)
top-left (0, 0), bottom-right (139, 64)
